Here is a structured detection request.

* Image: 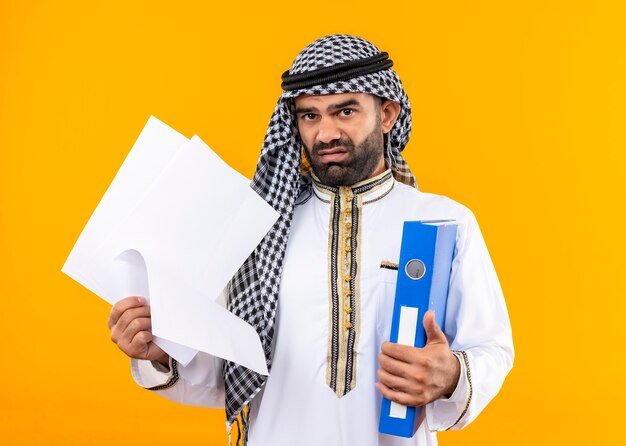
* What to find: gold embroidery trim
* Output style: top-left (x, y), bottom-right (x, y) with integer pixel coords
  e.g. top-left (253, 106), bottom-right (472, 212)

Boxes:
top-left (320, 170), bottom-right (394, 397)
top-left (446, 351), bottom-right (473, 430)
top-left (146, 356), bottom-right (179, 391)
top-left (380, 260), bottom-right (399, 270)
top-left (325, 189), bottom-right (337, 392)
top-left (350, 193), bottom-right (363, 392)
top-left (334, 186), bottom-right (353, 396)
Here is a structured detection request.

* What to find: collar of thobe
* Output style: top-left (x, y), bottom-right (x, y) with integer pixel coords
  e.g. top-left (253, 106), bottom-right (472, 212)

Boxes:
top-left (311, 169), bottom-right (395, 204)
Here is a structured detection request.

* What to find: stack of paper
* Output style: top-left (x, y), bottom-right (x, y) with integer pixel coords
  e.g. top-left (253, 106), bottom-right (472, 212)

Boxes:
top-left (63, 116), bottom-right (277, 374)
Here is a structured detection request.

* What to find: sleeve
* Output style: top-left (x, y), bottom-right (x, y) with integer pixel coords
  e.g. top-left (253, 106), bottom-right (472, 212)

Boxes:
top-left (425, 208), bottom-right (514, 431)
top-left (131, 352), bottom-right (225, 408)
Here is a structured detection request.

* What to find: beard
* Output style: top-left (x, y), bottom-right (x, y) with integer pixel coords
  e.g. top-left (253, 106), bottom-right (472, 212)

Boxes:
top-left (302, 123), bottom-right (385, 187)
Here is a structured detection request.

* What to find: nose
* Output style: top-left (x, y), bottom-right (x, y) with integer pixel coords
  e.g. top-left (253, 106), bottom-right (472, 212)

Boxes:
top-left (317, 116), bottom-right (341, 144)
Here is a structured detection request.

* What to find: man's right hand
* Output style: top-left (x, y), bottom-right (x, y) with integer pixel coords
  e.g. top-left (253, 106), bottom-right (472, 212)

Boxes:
top-left (108, 296), bottom-right (169, 366)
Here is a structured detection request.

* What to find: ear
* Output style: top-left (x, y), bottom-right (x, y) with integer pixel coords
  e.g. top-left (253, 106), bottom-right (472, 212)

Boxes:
top-left (380, 100), bottom-right (401, 134)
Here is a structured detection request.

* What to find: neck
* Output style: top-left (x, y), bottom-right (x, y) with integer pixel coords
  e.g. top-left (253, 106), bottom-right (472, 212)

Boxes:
top-left (311, 168), bottom-right (393, 191)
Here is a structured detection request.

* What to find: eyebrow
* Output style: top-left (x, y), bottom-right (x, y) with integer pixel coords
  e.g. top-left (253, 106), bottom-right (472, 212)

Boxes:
top-left (327, 99), bottom-right (361, 111)
top-left (295, 98), bottom-right (362, 115)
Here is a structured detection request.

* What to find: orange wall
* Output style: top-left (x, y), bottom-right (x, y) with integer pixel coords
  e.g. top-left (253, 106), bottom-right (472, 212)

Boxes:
top-left (1, 1), bottom-right (624, 445)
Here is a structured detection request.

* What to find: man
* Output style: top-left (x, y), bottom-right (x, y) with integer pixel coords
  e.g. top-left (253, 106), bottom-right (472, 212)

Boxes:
top-left (109, 35), bottom-right (514, 445)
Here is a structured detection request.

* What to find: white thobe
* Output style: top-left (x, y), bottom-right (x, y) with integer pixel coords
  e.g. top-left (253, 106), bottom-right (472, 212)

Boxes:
top-left (132, 170), bottom-right (514, 445)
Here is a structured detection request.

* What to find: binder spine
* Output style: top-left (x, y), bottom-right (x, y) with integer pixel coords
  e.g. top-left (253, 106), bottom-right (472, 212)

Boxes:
top-left (378, 221), bottom-right (457, 438)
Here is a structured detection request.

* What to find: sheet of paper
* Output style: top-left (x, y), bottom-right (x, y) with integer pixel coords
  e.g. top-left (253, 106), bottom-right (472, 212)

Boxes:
top-left (62, 116), bottom-right (197, 364)
top-left (63, 118), bottom-right (278, 375)
top-left (62, 116), bottom-right (188, 301)
top-left (106, 249), bottom-right (197, 364)
top-left (89, 135), bottom-right (277, 375)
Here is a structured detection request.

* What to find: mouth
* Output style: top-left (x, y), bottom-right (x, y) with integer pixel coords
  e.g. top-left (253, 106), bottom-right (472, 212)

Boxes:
top-left (317, 147), bottom-right (349, 163)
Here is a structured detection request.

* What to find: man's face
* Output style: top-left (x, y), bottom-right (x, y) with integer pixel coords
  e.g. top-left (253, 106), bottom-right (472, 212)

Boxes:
top-left (294, 93), bottom-right (386, 187)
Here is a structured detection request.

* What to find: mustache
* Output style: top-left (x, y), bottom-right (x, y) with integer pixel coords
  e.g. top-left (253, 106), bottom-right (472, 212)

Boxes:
top-left (313, 138), bottom-right (355, 152)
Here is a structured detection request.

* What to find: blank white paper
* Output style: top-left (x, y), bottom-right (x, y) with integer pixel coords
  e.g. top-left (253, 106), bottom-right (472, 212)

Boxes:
top-left (63, 117), bottom-right (278, 374)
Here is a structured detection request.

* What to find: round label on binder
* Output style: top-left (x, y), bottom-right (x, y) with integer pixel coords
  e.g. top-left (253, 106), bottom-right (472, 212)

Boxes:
top-left (405, 259), bottom-right (426, 280)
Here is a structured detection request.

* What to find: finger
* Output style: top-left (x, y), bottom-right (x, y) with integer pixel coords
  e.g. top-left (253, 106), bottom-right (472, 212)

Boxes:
top-left (380, 341), bottom-right (415, 362)
top-left (108, 296), bottom-right (147, 329)
top-left (133, 331), bottom-right (156, 359)
top-left (116, 306), bottom-right (151, 332)
top-left (375, 381), bottom-right (416, 407)
top-left (377, 367), bottom-right (409, 393)
top-left (110, 306), bottom-right (151, 343)
top-left (130, 334), bottom-right (167, 362)
top-left (378, 351), bottom-right (411, 378)
top-left (423, 310), bottom-right (448, 345)
top-left (120, 317), bottom-right (152, 345)
top-left (133, 329), bottom-right (155, 346)
top-left (144, 341), bottom-right (167, 363)
top-left (116, 323), bottom-right (153, 359)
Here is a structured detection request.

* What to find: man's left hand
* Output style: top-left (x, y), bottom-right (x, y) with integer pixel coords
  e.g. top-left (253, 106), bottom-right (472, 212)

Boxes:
top-left (376, 310), bottom-right (460, 407)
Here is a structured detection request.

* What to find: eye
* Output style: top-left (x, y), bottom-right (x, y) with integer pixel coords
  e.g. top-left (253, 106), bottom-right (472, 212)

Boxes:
top-left (300, 113), bottom-right (318, 122)
top-left (339, 108), bottom-right (354, 117)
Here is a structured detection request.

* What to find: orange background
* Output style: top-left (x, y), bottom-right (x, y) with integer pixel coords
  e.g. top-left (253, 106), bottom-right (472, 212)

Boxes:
top-left (1, 1), bottom-right (624, 445)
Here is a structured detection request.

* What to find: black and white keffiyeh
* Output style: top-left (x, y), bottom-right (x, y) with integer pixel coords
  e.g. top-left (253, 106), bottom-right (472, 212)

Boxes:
top-left (224, 34), bottom-right (416, 437)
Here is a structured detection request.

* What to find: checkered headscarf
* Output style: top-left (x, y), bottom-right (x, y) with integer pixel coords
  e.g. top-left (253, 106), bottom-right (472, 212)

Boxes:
top-left (224, 34), bottom-right (416, 434)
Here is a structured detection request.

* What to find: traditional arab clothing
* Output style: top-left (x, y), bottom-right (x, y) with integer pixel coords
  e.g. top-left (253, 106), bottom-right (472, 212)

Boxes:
top-left (130, 34), bottom-right (514, 446)
top-left (225, 34), bottom-right (417, 432)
